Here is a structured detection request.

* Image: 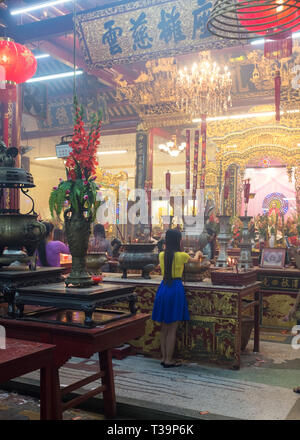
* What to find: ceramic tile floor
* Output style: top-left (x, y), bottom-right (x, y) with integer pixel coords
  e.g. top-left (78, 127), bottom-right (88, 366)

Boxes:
top-left (0, 390), bottom-right (107, 420)
top-left (2, 334), bottom-right (300, 420)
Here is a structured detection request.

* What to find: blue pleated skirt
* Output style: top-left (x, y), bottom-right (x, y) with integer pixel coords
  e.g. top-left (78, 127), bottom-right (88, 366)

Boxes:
top-left (152, 279), bottom-right (190, 324)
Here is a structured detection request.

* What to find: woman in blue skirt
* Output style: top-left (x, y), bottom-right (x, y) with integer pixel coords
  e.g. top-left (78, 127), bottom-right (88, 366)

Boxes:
top-left (152, 229), bottom-right (202, 368)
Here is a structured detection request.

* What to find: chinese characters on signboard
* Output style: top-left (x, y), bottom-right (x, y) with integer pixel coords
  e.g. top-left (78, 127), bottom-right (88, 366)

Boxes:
top-left (77, 0), bottom-right (216, 68)
top-left (135, 131), bottom-right (148, 189)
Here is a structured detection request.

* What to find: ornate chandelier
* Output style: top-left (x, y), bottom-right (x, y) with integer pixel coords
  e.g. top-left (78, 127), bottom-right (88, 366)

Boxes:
top-left (115, 53), bottom-right (232, 126)
top-left (158, 135), bottom-right (186, 158)
top-left (176, 54), bottom-right (232, 118)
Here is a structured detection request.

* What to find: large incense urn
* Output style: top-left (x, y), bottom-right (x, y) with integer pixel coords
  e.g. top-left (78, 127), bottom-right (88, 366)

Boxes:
top-left (0, 142), bottom-right (46, 268)
top-left (183, 258), bottom-right (211, 282)
top-left (86, 252), bottom-right (108, 275)
top-left (0, 214), bottom-right (45, 258)
top-left (119, 243), bottom-right (159, 279)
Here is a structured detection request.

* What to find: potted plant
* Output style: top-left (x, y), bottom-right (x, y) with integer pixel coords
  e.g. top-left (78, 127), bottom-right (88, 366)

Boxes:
top-left (49, 96), bottom-right (102, 287)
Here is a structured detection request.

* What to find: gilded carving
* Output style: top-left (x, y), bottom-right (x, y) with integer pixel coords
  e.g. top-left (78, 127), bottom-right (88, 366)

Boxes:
top-left (95, 167), bottom-right (128, 189)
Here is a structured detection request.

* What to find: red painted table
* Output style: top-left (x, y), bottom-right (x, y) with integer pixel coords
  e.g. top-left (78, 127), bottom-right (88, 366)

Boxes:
top-left (0, 309), bottom-right (149, 419)
top-left (0, 338), bottom-right (55, 420)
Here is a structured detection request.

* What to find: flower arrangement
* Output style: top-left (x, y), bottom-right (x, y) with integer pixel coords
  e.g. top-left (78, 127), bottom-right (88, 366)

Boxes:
top-left (230, 215), bottom-right (243, 247)
top-left (49, 96), bottom-right (102, 221)
top-left (291, 212), bottom-right (300, 237)
top-left (254, 213), bottom-right (269, 241)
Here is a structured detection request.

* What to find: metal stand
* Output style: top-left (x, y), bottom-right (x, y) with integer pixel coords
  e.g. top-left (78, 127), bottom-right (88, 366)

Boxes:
top-left (215, 215), bottom-right (231, 268)
top-left (238, 216), bottom-right (253, 270)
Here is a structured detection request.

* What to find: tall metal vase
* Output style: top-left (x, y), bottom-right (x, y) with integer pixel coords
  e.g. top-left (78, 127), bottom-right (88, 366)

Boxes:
top-left (64, 209), bottom-right (93, 287)
top-left (238, 216), bottom-right (253, 270)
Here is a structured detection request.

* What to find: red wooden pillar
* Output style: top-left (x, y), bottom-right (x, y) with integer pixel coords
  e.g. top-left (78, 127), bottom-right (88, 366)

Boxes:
top-left (0, 84), bottom-right (21, 212)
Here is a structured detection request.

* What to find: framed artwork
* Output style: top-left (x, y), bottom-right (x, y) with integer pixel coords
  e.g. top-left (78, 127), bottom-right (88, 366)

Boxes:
top-left (260, 248), bottom-right (286, 269)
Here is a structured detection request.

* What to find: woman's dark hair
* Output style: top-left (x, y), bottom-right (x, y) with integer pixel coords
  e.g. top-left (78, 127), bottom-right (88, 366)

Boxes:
top-left (93, 223), bottom-right (105, 238)
top-left (53, 227), bottom-right (66, 243)
top-left (37, 221), bottom-right (54, 267)
top-left (164, 229), bottom-right (182, 283)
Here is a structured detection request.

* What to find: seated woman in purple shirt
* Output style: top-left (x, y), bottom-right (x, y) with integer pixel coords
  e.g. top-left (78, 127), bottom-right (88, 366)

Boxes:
top-left (37, 221), bottom-right (69, 267)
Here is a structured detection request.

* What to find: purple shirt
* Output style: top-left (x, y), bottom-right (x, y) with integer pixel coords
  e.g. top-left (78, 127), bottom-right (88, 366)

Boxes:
top-left (37, 240), bottom-right (70, 267)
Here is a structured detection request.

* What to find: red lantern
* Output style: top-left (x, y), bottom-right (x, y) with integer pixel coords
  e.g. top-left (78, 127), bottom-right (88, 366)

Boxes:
top-left (0, 38), bottom-right (37, 85)
top-left (237, 0), bottom-right (300, 36)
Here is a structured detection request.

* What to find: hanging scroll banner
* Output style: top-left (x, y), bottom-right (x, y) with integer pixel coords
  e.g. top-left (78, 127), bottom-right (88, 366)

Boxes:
top-left (192, 130), bottom-right (200, 213)
top-left (186, 130), bottom-right (190, 190)
top-left (75, 0), bottom-right (237, 69)
top-left (166, 170), bottom-right (171, 192)
top-left (200, 115), bottom-right (207, 190)
top-left (275, 71), bottom-right (281, 122)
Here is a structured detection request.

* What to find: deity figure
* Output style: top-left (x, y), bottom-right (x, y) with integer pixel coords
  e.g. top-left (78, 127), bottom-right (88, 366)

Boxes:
top-left (268, 200), bottom-right (280, 217)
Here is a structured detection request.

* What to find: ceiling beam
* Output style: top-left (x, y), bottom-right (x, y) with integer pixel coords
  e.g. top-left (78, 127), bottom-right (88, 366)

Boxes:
top-left (6, 13), bottom-right (74, 42)
top-left (37, 39), bottom-right (117, 88)
top-left (0, 2), bottom-right (121, 43)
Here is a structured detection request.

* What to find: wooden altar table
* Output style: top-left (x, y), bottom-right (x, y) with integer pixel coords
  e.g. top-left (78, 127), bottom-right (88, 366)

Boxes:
top-left (102, 275), bottom-right (261, 370)
top-left (0, 338), bottom-right (55, 420)
top-left (0, 310), bottom-right (149, 419)
top-left (0, 267), bottom-right (66, 317)
top-left (256, 267), bottom-right (300, 328)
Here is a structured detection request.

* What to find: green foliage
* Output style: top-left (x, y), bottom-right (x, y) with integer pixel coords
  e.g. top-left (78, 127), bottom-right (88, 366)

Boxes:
top-left (49, 178), bottom-right (100, 222)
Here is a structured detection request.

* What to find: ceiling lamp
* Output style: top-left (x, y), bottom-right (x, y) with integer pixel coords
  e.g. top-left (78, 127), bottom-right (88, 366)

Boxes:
top-left (158, 135), bottom-right (186, 158)
top-left (177, 56), bottom-right (232, 118)
top-left (0, 38), bottom-right (37, 85)
top-left (207, 1), bottom-right (300, 40)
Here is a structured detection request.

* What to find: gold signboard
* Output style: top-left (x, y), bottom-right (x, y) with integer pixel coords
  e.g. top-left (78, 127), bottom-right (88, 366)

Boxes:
top-left (76, 0), bottom-right (233, 68)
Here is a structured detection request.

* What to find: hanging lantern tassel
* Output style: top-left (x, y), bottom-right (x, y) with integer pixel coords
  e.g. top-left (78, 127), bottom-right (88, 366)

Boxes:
top-left (275, 70), bottom-right (281, 122)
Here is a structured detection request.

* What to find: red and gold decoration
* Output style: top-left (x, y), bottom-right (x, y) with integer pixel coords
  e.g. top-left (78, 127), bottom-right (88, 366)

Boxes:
top-left (207, 1), bottom-right (300, 121)
top-left (177, 53), bottom-right (231, 200)
top-left (200, 115), bottom-right (207, 191)
top-left (0, 38), bottom-right (37, 84)
top-left (208, 1), bottom-right (300, 40)
top-left (185, 130), bottom-right (191, 190)
top-left (243, 179), bottom-right (251, 215)
top-left (0, 38), bottom-right (37, 103)
top-left (165, 170), bottom-right (171, 193)
top-left (224, 170), bottom-right (230, 202)
top-left (0, 39), bottom-right (36, 213)
top-left (192, 130), bottom-right (200, 211)
top-left (116, 53), bottom-right (231, 128)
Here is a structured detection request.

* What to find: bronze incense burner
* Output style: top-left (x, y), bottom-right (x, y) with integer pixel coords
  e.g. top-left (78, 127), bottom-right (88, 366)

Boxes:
top-left (119, 243), bottom-right (159, 279)
top-left (0, 142), bottom-right (46, 268)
